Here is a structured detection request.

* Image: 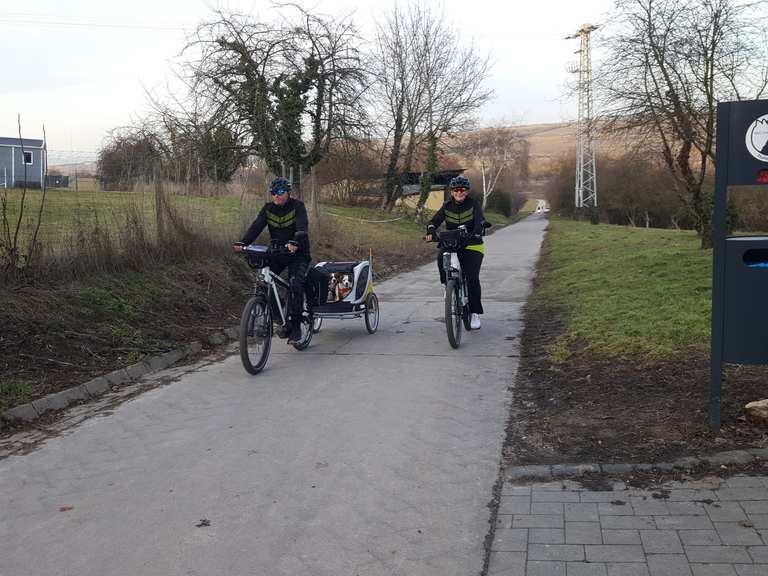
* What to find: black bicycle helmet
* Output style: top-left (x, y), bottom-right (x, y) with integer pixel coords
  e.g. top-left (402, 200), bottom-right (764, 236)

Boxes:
top-left (269, 177), bottom-right (292, 194)
top-left (449, 175), bottom-right (470, 190)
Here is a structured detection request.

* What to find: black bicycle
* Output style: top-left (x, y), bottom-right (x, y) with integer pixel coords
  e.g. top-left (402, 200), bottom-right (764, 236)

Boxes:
top-left (237, 244), bottom-right (314, 374)
top-left (427, 221), bottom-right (491, 348)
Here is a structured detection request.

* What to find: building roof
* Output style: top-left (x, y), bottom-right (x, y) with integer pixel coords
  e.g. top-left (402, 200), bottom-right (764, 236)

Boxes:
top-left (0, 137), bottom-right (44, 148)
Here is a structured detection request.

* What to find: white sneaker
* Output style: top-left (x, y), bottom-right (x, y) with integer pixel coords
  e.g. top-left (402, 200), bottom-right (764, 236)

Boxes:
top-left (470, 313), bottom-right (481, 330)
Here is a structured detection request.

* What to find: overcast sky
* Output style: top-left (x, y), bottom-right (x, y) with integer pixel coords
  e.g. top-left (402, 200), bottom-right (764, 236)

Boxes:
top-left (0, 0), bottom-right (614, 164)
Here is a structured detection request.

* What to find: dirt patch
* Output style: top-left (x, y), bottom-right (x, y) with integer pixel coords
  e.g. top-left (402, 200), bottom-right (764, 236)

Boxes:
top-left (506, 298), bottom-right (768, 465)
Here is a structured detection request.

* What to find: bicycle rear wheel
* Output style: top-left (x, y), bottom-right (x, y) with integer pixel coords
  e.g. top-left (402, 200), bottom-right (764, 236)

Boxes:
top-left (240, 296), bottom-right (272, 374)
top-left (445, 279), bottom-right (462, 348)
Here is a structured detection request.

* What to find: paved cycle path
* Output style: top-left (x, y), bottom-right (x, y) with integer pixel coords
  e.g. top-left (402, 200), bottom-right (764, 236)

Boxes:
top-left (0, 214), bottom-right (548, 576)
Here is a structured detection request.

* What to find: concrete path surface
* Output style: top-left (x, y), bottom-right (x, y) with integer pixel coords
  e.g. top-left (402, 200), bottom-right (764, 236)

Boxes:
top-left (0, 214), bottom-right (548, 576)
top-left (492, 474), bottom-right (768, 576)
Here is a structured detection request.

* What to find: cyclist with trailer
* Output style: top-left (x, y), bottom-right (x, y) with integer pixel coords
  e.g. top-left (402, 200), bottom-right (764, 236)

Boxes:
top-left (424, 175), bottom-right (486, 330)
top-left (232, 177), bottom-right (309, 344)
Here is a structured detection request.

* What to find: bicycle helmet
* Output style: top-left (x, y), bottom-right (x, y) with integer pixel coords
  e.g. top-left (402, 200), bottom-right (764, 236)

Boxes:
top-left (269, 177), bottom-right (292, 195)
top-left (449, 175), bottom-right (470, 190)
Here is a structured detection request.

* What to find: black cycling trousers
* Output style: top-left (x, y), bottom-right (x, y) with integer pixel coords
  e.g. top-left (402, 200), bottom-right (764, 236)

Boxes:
top-left (271, 257), bottom-right (310, 326)
top-left (437, 248), bottom-right (484, 314)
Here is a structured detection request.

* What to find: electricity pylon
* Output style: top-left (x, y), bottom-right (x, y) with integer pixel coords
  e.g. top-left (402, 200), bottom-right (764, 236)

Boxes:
top-left (566, 24), bottom-right (598, 209)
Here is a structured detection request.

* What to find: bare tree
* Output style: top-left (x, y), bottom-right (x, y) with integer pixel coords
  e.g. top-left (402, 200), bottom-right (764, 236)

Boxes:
top-left (453, 126), bottom-right (528, 209)
top-left (597, 0), bottom-right (768, 247)
top-left (183, 5), bottom-right (369, 199)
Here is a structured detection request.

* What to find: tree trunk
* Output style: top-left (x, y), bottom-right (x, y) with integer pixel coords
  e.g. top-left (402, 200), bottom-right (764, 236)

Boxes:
top-left (382, 104), bottom-right (406, 211)
top-left (415, 133), bottom-right (438, 222)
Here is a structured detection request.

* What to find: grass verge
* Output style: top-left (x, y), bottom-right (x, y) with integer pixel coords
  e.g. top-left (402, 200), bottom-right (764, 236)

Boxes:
top-left (508, 216), bottom-right (768, 465)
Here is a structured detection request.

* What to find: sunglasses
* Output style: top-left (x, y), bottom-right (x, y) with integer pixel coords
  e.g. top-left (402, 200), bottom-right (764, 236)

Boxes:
top-left (452, 187), bottom-right (468, 194)
top-left (271, 189), bottom-right (289, 196)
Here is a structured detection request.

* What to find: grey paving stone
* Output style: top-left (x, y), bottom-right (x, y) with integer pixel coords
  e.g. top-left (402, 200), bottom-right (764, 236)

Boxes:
top-left (186, 341), bottom-right (203, 355)
top-left (493, 529), bottom-right (529, 552)
top-left (534, 503), bottom-right (566, 515)
top-left (503, 484), bottom-right (533, 497)
top-left (585, 545), bottom-right (646, 563)
top-left (566, 522), bottom-right (602, 545)
top-left (734, 565), bottom-right (768, 576)
top-left (646, 554), bottom-right (692, 576)
top-left (528, 561), bottom-right (566, 576)
top-left (679, 530), bottom-right (722, 546)
top-left (640, 530), bottom-right (683, 554)
top-left (568, 562), bottom-right (608, 576)
top-left (600, 502), bottom-right (634, 516)
top-left (667, 502), bottom-right (706, 516)
top-left (607, 563), bottom-right (650, 576)
top-left (567, 503), bottom-right (600, 522)
top-left (207, 332), bottom-right (227, 346)
top-left (718, 488), bottom-right (768, 502)
top-left (601, 464), bottom-right (635, 475)
top-left (499, 496), bottom-right (532, 515)
top-left (534, 481), bottom-right (579, 491)
top-left (507, 466), bottom-right (553, 480)
top-left (601, 516), bottom-right (657, 530)
top-left (714, 522), bottom-right (763, 546)
top-left (514, 515), bottom-right (565, 529)
top-left (531, 529), bottom-right (566, 544)
top-left (706, 451), bottom-right (754, 467)
top-left (742, 502), bottom-right (768, 515)
top-left (31, 386), bottom-right (88, 415)
top-left (488, 551), bottom-right (527, 576)
top-left (724, 476), bottom-right (767, 489)
top-left (533, 491), bottom-right (581, 503)
top-left (603, 530), bottom-right (641, 545)
top-left (667, 490), bottom-right (718, 502)
top-left (707, 503), bottom-right (749, 522)
top-left (83, 376), bottom-right (110, 397)
top-left (749, 546), bottom-right (768, 563)
top-left (583, 492), bottom-right (629, 503)
top-left (529, 544), bottom-right (585, 561)
top-left (655, 516), bottom-right (714, 530)
top-left (747, 448), bottom-right (768, 459)
top-left (685, 546), bottom-right (751, 564)
top-left (103, 368), bottom-right (130, 387)
top-left (224, 327), bottom-right (239, 339)
top-left (2, 403), bottom-right (38, 422)
top-left (125, 361), bottom-right (152, 381)
top-left (691, 565), bottom-right (737, 576)
top-left (552, 464), bottom-right (600, 477)
top-left (749, 516), bottom-right (768, 529)
top-left (632, 500), bottom-right (671, 516)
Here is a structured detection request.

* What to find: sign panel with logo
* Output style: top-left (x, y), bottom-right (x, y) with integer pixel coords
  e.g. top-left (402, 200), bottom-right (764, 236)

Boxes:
top-left (710, 100), bottom-right (768, 430)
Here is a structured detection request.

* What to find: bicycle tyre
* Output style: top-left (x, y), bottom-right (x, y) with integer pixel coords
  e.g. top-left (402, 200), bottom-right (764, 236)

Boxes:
top-left (364, 293), bottom-right (380, 334)
top-left (240, 296), bottom-right (272, 374)
top-left (445, 279), bottom-right (462, 348)
top-left (291, 308), bottom-right (314, 351)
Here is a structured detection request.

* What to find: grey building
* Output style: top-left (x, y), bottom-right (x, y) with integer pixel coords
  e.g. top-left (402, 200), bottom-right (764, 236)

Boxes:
top-left (0, 137), bottom-right (45, 188)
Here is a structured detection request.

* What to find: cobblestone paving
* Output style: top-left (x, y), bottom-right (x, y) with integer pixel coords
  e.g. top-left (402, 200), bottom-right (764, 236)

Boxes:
top-left (490, 475), bottom-right (768, 576)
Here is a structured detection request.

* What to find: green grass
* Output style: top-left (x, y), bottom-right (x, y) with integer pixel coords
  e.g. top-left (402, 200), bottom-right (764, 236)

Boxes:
top-left (0, 379), bottom-right (33, 411)
top-left (532, 217), bottom-right (713, 360)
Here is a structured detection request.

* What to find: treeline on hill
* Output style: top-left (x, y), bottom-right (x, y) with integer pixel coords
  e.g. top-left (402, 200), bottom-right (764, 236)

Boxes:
top-left (546, 151), bottom-right (768, 233)
top-left (3, 2), bottom-right (537, 279)
top-left (586, 0), bottom-right (768, 246)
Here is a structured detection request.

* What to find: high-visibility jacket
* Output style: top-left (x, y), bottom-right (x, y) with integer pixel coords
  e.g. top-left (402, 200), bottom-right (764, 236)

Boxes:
top-left (241, 197), bottom-right (310, 258)
top-left (427, 196), bottom-right (485, 253)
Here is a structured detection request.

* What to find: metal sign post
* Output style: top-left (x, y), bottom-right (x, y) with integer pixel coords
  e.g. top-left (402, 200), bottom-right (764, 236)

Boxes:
top-left (710, 99), bottom-right (768, 431)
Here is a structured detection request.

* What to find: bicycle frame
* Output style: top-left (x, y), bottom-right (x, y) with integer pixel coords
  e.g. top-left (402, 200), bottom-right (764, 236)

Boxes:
top-left (442, 251), bottom-right (468, 308)
top-left (251, 265), bottom-right (291, 327)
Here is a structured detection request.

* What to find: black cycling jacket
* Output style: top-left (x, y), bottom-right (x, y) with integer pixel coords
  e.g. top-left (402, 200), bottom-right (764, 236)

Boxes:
top-left (427, 196), bottom-right (485, 246)
top-left (241, 197), bottom-right (310, 259)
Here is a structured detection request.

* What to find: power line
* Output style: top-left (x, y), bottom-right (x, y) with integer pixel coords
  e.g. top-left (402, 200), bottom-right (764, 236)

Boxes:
top-left (0, 12), bottom-right (193, 32)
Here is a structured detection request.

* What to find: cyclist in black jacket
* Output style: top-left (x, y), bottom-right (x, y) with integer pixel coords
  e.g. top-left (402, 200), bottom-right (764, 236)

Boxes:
top-left (425, 175), bottom-right (486, 329)
top-left (233, 177), bottom-right (310, 343)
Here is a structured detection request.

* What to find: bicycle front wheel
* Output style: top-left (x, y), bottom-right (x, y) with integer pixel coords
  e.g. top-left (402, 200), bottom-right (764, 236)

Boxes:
top-left (240, 296), bottom-right (272, 374)
top-left (445, 279), bottom-right (462, 349)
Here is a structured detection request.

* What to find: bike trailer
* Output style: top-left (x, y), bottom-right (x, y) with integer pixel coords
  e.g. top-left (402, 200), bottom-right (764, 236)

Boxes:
top-left (308, 260), bottom-right (373, 309)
